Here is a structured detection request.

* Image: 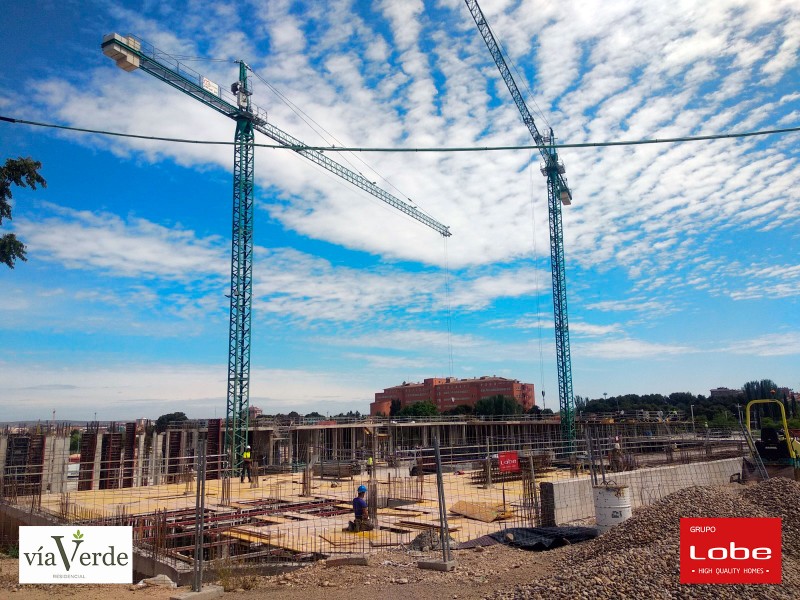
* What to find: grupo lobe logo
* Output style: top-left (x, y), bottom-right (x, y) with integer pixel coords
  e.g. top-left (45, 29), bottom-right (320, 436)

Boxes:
top-left (680, 518), bottom-right (781, 585)
top-left (19, 526), bottom-right (132, 584)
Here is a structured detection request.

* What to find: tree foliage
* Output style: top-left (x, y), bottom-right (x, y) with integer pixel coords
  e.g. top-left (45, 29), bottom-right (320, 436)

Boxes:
top-left (474, 395), bottom-right (522, 416)
top-left (69, 429), bottom-right (81, 453)
top-left (578, 378), bottom-right (792, 424)
top-left (155, 411), bottom-right (188, 433)
top-left (743, 379), bottom-right (779, 402)
top-left (1, 157), bottom-right (46, 268)
top-left (396, 401), bottom-right (439, 417)
top-left (442, 404), bottom-right (474, 416)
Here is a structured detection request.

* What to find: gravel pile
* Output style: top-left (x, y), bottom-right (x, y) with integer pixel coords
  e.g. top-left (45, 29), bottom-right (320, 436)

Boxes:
top-left (496, 478), bottom-right (800, 600)
top-left (409, 529), bottom-right (460, 551)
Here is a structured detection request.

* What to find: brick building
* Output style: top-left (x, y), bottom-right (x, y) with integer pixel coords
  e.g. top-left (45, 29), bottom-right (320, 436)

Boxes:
top-left (370, 376), bottom-right (535, 416)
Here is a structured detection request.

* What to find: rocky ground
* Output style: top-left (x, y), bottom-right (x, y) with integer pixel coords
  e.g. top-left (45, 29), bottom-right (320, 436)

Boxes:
top-left (3, 478), bottom-right (799, 599)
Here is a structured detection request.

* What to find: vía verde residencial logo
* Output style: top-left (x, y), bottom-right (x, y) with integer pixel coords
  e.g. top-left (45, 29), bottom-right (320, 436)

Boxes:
top-left (19, 526), bottom-right (133, 584)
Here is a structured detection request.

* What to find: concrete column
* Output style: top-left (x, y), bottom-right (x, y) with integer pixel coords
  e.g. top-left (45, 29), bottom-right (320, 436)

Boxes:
top-left (152, 433), bottom-right (164, 485)
top-left (180, 430), bottom-right (188, 475)
top-left (0, 434), bottom-right (8, 489)
top-left (44, 435), bottom-right (69, 494)
top-left (135, 432), bottom-right (145, 487)
top-left (351, 427), bottom-right (357, 460)
top-left (91, 434), bottom-right (103, 491)
top-left (332, 428), bottom-right (338, 461)
top-left (267, 431), bottom-right (274, 466)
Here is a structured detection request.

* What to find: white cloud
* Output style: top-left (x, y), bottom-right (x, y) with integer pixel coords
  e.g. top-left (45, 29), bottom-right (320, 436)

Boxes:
top-left (576, 337), bottom-right (694, 359)
top-left (16, 205), bottom-right (229, 280)
top-left (721, 332), bottom-right (800, 357)
top-left (0, 361), bottom-right (374, 421)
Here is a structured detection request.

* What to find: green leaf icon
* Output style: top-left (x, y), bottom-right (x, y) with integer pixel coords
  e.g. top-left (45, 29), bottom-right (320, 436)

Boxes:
top-left (73, 530), bottom-right (84, 539)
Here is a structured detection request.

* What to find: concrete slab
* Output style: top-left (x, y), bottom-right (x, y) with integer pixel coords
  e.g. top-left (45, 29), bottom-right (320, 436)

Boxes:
top-left (417, 559), bottom-right (457, 572)
top-left (325, 555), bottom-right (370, 567)
top-left (170, 584), bottom-right (224, 600)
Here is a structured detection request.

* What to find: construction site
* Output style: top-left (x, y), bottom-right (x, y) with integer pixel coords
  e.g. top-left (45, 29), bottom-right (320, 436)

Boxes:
top-left (2, 0), bottom-right (799, 598)
top-left (0, 412), bottom-right (772, 585)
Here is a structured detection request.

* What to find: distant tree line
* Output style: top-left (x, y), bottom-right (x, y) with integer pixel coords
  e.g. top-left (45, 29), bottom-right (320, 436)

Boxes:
top-left (381, 395), bottom-right (555, 418)
top-left (577, 378), bottom-right (799, 429)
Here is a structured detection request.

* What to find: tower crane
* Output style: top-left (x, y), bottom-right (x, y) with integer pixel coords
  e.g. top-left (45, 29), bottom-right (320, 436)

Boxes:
top-left (101, 34), bottom-right (451, 473)
top-left (463, 1), bottom-right (576, 446)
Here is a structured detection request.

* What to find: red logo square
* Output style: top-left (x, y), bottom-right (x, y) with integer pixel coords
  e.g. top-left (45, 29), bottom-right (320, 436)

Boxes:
top-left (680, 518), bottom-right (781, 584)
top-left (498, 451), bottom-right (520, 472)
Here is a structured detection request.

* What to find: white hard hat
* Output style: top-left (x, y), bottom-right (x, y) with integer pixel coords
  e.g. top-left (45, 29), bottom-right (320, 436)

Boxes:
top-left (246, 445), bottom-right (251, 449)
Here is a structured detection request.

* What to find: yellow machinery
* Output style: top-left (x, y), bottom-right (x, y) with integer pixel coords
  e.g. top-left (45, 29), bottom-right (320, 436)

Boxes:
top-left (745, 399), bottom-right (798, 466)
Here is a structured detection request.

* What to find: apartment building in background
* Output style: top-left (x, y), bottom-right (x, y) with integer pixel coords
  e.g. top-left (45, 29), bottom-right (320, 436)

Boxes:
top-left (370, 376), bottom-right (535, 416)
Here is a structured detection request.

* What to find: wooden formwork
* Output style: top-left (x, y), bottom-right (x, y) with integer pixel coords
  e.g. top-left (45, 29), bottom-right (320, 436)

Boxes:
top-left (28, 465), bottom-right (563, 559)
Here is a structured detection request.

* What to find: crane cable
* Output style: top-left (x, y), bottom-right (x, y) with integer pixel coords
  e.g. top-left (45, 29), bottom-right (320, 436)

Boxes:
top-left (2, 116), bottom-right (797, 151)
top-left (443, 236), bottom-right (454, 378)
top-left (245, 68), bottom-right (439, 223)
top-left (527, 149), bottom-right (547, 411)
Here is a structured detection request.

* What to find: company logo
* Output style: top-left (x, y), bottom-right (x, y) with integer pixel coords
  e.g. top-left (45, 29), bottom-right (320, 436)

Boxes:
top-left (680, 518), bottom-right (781, 584)
top-left (19, 526), bottom-right (132, 584)
top-left (498, 451), bottom-right (520, 473)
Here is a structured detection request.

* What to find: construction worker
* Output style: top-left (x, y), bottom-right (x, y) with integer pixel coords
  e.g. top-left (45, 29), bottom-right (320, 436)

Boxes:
top-left (349, 484), bottom-right (373, 532)
top-left (241, 445), bottom-right (252, 483)
top-left (610, 442), bottom-right (624, 472)
top-left (366, 455), bottom-right (374, 476)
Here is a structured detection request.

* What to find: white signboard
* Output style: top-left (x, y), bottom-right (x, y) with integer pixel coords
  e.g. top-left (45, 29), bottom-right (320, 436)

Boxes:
top-left (201, 77), bottom-right (220, 96)
top-left (19, 526), bottom-right (133, 584)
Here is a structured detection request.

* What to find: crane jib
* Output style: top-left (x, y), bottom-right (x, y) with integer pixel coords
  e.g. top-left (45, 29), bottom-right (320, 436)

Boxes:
top-left (101, 32), bottom-right (451, 238)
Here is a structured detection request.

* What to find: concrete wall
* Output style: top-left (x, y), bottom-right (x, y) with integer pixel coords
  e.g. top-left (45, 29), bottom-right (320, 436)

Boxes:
top-left (43, 436), bottom-right (69, 494)
top-left (0, 434), bottom-right (7, 485)
top-left (541, 457), bottom-right (742, 525)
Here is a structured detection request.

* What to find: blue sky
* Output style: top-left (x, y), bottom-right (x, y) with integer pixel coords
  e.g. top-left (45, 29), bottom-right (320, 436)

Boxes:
top-left (1, 0), bottom-right (798, 422)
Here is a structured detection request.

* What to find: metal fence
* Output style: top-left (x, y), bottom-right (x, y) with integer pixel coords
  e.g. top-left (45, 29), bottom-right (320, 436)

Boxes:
top-left (0, 419), bottom-right (754, 585)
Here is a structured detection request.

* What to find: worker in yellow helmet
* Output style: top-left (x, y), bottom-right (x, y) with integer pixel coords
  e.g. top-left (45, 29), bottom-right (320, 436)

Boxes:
top-left (240, 445), bottom-right (252, 483)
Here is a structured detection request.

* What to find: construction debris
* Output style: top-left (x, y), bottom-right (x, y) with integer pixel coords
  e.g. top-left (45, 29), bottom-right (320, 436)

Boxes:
top-left (450, 500), bottom-right (513, 523)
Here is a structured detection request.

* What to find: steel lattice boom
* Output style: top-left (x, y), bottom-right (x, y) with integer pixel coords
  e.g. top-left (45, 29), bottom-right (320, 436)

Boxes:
top-left (101, 33), bottom-right (451, 472)
top-left (463, 1), bottom-right (575, 445)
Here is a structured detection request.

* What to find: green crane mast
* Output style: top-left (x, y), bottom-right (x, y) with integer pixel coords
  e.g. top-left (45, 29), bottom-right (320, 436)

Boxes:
top-left (101, 33), bottom-right (451, 473)
top-left (463, 1), bottom-right (576, 447)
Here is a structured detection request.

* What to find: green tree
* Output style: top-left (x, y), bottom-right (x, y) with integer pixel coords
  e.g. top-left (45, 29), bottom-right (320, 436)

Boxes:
top-left (396, 401), bottom-right (439, 417)
top-left (155, 411), bottom-right (188, 433)
top-left (69, 429), bottom-right (81, 453)
top-left (474, 395), bottom-right (522, 416)
top-left (442, 404), bottom-right (473, 416)
top-left (743, 379), bottom-right (778, 401)
top-left (389, 399), bottom-right (402, 416)
top-left (1, 157), bottom-right (46, 268)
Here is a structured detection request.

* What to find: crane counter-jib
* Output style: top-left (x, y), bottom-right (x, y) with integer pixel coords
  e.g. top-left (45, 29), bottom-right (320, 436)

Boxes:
top-left (100, 33), bottom-right (451, 238)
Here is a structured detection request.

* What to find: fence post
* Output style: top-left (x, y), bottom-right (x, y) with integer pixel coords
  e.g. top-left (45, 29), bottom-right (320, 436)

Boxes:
top-left (528, 455), bottom-right (540, 526)
top-left (539, 481), bottom-right (556, 527)
top-left (433, 436), bottom-right (451, 562)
